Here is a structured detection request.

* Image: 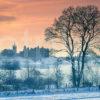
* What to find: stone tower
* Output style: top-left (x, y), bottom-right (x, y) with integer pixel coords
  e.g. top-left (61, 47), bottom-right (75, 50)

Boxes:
top-left (12, 43), bottom-right (17, 53)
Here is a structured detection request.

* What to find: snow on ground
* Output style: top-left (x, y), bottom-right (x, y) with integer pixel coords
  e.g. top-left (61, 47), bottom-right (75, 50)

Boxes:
top-left (0, 92), bottom-right (100, 100)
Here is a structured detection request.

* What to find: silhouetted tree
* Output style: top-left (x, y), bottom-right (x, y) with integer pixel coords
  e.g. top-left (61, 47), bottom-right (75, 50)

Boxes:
top-left (45, 5), bottom-right (100, 87)
top-left (74, 5), bottom-right (100, 87)
top-left (45, 7), bottom-right (77, 87)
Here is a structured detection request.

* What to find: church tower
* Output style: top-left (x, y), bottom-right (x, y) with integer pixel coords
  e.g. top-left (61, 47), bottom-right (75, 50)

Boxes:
top-left (12, 43), bottom-right (17, 53)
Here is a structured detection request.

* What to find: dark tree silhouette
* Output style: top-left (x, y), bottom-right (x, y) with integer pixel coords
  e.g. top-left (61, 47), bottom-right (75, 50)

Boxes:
top-left (45, 7), bottom-right (77, 87)
top-left (74, 5), bottom-right (100, 87)
top-left (45, 5), bottom-right (100, 87)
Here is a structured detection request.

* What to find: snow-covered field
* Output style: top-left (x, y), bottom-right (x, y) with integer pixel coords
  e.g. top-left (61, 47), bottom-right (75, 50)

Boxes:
top-left (0, 92), bottom-right (100, 100)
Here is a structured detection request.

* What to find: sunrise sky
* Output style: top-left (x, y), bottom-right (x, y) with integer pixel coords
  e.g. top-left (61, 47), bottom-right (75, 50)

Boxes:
top-left (0, 0), bottom-right (100, 52)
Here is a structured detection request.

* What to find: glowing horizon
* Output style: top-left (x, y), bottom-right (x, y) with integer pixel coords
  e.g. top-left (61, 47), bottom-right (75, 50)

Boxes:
top-left (0, 0), bottom-right (100, 52)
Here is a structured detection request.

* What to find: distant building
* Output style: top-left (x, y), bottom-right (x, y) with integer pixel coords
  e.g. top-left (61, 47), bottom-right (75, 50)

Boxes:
top-left (1, 43), bottom-right (17, 57)
top-left (12, 43), bottom-right (17, 54)
top-left (18, 46), bottom-right (50, 60)
top-left (1, 43), bottom-right (49, 59)
top-left (23, 45), bottom-right (29, 57)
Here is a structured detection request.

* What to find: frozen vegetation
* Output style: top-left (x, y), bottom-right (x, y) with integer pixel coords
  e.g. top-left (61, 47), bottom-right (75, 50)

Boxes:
top-left (0, 91), bottom-right (99, 100)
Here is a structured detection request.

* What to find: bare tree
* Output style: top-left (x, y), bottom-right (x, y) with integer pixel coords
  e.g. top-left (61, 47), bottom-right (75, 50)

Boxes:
top-left (45, 7), bottom-right (77, 87)
top-left (54, 58), bottom-right (63, 88)
top-left (45, 5), bottom-right (100, 87)
top-left (74, 5), bottom-right (100, 87)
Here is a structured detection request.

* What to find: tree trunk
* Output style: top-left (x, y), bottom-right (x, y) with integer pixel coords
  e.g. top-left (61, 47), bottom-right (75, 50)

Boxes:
top-left (71, 58), bottom-right (77, 87)
top-left (27, 66), bottom-right (30, 78)
top-left (77, 51), bottom-right (86, 87)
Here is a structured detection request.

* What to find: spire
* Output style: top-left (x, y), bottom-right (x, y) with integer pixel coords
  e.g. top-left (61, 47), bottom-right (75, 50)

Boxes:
top-left (12, 42), bottom-right (17, 53)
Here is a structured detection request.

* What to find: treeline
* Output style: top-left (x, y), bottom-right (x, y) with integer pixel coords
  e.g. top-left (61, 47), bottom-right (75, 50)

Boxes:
top-left (0, 59), bottom-right (63, 91)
